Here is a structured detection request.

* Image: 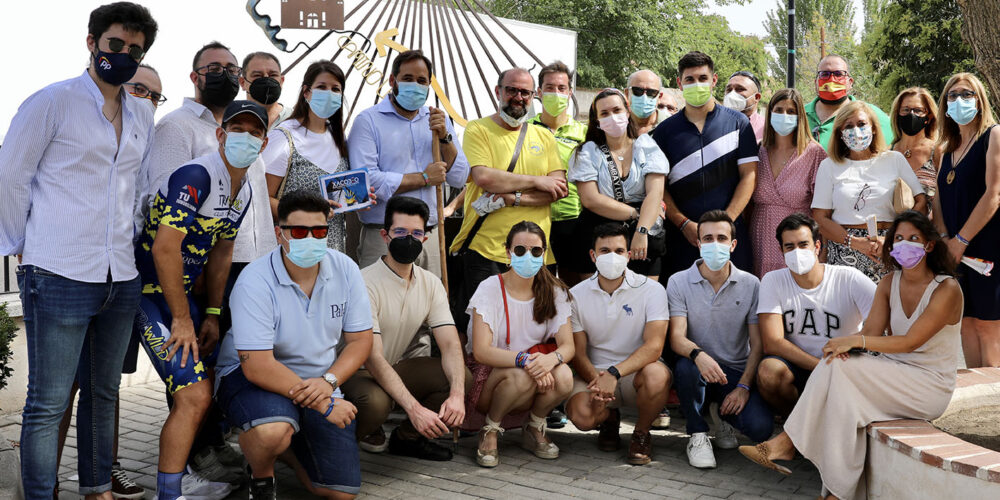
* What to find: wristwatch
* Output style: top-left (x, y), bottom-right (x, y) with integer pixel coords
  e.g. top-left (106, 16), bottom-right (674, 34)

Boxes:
top-left (554, 351), bottom-right (564, 366)
top-left (637, 226), bottom-right (648, 235)
top-left (323, 373), bottom-right (339, 391)
top-left (689, 348), bottom-right (703, 362)
top-left (514, 191), bottom-right (522, 206)
top-left (439, 133), bottom-right (453, 145)
top-left (607, 365), bottom-right (622, 380)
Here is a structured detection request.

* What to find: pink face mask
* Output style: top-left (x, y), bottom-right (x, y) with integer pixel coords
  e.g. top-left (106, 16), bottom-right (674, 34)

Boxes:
top-left (599, 112), bottom-right (629, 138)
top-left (889, 240), bottom-right (927, 269)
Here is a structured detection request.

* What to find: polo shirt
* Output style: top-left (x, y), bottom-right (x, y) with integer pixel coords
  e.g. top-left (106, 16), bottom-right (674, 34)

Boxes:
top-left (570, 270), bottom-right (670, 370)
top-left (361, 258), bottom-right (455, 365)
top-left (215, 247), bottom-right (373, 396)
top-left (748, 111), bottom-right (765, 143)
top-left (805, 96), bottom-right (894, 152)
top-left (529, 115), bottom-right (587, 221)
top-left (666, 259), bottom-right (759, 371)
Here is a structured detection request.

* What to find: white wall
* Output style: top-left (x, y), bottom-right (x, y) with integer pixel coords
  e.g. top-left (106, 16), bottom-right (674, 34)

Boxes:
top-left (866, 434), bottom-right (1000, 499)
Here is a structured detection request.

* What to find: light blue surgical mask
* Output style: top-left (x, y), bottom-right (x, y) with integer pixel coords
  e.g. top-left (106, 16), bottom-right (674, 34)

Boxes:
top-left (309, 89), bottom-right (342, 119)
top-left (223, 131), bottom-right (263, 168)
top-left (699, 242), bottom-right (731, 271)
top-left (770, 112), bottom-right (798, 136)
top-left (394, 81), bottom-right (430, 111)
top-left (510, 253), bottom-right (544, 278)
top-left (630, 94), bottom-right (657, 119)
top-left (285, 236), bottom-right (327, 268)
top-left (947, 97), bottom-right (978, 126)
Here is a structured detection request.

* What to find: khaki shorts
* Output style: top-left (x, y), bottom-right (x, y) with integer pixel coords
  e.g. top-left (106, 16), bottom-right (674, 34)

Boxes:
top-left (570, 372), bottom-right (639, 409)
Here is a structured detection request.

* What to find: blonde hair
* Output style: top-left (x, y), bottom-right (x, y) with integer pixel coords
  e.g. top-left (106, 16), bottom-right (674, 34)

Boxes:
top-left (762, 88), bottom-right (816, 155)
top-left (890, 87), bottom-right (939, 144)
top-left (937, 73), bottom-right (997, 154)
top-left (828, 101), bottom-right (888, 163)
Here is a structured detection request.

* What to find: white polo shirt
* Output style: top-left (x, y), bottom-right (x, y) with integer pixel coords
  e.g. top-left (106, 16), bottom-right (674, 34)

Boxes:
top-left (570, 270), bottom-right (670, 370)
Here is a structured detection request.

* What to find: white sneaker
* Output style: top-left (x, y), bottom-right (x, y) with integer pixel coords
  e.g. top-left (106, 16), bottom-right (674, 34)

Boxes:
top-left (181, 470), bottom-right (234, 500)
top-left (687, 432), bottom-right (717, 469)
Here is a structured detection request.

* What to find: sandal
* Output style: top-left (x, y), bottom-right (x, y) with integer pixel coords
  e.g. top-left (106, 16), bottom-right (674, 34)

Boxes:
top-left (738, 443), bottom-right (792, 475)
top-left (521, 418), bottom-right (559, 459)
top-left (476, 421), bottom-right (503, 468)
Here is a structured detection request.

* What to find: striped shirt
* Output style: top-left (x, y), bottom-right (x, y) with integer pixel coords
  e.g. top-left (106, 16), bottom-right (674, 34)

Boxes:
top-left (0, 71), bottom-right (155, 282)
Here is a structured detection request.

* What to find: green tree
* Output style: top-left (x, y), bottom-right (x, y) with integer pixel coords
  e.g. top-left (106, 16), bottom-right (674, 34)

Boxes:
top-left (763, 0), bottom-right (856, 90)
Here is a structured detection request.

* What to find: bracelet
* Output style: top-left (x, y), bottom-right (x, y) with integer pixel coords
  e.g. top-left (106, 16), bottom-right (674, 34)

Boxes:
top-left (843, 233), bottom-right (852, 247)
top-left (323, 400), bottom-right (335, 417)
top-left (205, 307), bottom-right (222, 316)
top-left (955, 233), bottom-right (970, 245)
top-left (607, 365), bottom-right (622, 380)
top-left (939, 232), bottom-right (950, 239)
top-left (736, 383), bottom-right (751, 392)
top-left (515, 351), bottom-right (529, 368)
top-left (861, 335), bottom-right (866, 350)
top-left (421, 172), bottom-right (430, 186)
top-left (679, 218), bottom-right (691, 231)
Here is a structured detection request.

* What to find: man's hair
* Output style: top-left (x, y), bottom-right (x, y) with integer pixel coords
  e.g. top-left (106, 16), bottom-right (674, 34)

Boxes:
top-left (138, 63), bottom-right (158, 75)
top-left (277, 190), bottom-right (331, 222)
top-left (383, 196), bottom-right (430, 231)
top-left (391, 50), bottom-right (433, 78)
top-left (497, 67), bottom-right (534, 89)
top-left (678, 51), bottom-right (714, 78)
top-left (817, 54), bottom-right (849, 72)
top-left (774, 213), bottom-right (820, 245)
top-left (592, 222), bottom-right (630, 248)
top-left (538, 61), bottom-right (573, 88)
top-left (729, 71), bottom-right (761, 93)
top-left (241, 51), bottom-right (281, 75)
top-left (89, 2), bottom-right (158, 51)
top-left (697, 209), bottom-right (735, 238)
top-left (192, 41), bottom-right (233, 71)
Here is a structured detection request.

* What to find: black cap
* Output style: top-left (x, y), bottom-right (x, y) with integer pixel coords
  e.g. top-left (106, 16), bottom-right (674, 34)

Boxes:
top-left (222, 100), bottom-right (269, 130)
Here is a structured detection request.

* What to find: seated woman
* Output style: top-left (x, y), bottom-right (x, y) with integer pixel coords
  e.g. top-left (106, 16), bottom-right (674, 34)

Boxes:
top-left (465, 221), bottom-right (575, 468)
top-left (569, 87), bottom-right (668, 280)
top-left (739, 210), bottom-right (963, 500)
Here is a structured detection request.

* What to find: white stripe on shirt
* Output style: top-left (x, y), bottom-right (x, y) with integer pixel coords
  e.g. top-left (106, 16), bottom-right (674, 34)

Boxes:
top-left (668, 130), bottom-right (740, 184)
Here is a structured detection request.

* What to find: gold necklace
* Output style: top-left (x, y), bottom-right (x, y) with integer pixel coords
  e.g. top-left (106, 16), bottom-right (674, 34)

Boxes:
top-left (947, 138), bottom-right (975, 185)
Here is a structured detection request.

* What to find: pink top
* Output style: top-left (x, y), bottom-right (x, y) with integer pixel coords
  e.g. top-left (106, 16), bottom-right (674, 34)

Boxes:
top-left (750, 141), bottom-right (828, 277)
top-left (749, 111), bottom-right (765, 144)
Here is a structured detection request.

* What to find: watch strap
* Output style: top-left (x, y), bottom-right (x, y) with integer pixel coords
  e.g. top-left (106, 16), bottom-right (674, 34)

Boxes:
top-left (607, 365), bottom-right (621, 380)
top-left (689, 348), bottom-right (703, 362)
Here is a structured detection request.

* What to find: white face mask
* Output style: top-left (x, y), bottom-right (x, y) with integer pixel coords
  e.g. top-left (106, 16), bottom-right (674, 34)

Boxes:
top-left (594, 251), bottom-right (629, 280)
top-left (785, 247), bottom-right (817, 275)
top-left (723, 91), bottom-right (749, 112)
top-left (656, 106), bottom-right (672, 124)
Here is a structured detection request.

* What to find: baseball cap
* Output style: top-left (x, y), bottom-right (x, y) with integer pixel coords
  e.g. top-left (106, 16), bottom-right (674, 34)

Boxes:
top-left (222, 100), bottom-right (269, 130)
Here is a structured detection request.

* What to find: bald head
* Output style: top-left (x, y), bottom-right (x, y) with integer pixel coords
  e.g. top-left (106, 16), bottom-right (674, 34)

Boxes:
top-left (627, 69), bottom-right (662, 90)
top-left (818, 54), bottom-right (849, 73)
top-left (497, 67), bottom-right (534, 89)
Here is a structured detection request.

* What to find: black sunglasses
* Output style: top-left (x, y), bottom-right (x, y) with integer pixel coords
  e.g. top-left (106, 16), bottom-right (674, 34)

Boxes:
top-left (106, 37), bottom-right (145, 62)
top-left (511, 245), bottom-right (545, 258)
top-left (280, 225), bottom-right (329, 239)
top-left (125, 82), bottom-right (167, 105)
top-left (630, 86), bottom-right (659, 98)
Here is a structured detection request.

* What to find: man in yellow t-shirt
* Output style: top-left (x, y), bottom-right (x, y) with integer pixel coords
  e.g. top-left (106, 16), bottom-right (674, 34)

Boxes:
top-left (449, 67), bottom-right (566, 334)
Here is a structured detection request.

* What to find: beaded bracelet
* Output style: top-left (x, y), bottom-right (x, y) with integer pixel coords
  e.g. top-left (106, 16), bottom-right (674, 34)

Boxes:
top-left (843, 233), bottom-right (852, 247)
top-left (736, 383), bottom-right (750, 392)
top-left (515, 351), bottom-right (529, 368)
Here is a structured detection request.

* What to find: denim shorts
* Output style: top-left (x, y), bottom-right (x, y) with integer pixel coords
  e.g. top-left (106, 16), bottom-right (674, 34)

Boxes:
top-left (762, 355), bottom-right (811, 394)
top-left (216, 368), bottom-right (360, 495)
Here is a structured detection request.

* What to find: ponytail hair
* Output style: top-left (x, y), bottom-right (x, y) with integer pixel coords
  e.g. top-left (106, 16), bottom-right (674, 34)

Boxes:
top-left (505, 221), bottom-right (571, 323)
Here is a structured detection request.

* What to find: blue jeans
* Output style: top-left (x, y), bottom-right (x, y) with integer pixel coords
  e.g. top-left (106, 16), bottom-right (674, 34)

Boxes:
top-left (17, 266), bottom-right (141, 498)
top-left (674, 357), bottom-right (774, 442)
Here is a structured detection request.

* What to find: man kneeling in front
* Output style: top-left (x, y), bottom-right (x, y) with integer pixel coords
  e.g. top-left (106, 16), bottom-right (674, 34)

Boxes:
top-left (214, 190), bottom-right (374, 499)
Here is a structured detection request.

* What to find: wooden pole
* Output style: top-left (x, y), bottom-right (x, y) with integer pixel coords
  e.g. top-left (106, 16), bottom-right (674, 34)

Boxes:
top-left (432, 134), bottom-right (449, 295)
top-left (820, 26), bottom-right (827, 59)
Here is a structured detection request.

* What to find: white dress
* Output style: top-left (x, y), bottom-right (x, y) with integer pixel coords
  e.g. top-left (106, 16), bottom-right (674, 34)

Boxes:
top-left (783, 271), bottom-right (961, 500)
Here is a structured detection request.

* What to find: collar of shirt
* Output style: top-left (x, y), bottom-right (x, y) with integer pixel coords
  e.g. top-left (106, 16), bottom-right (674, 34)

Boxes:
top-left (686, 259), bottom-right (739, 285)
top-left (376, 255), bottom-right (413, 285)
top-left (182, 97), bottom-right (219, 126)
top-left (530, 115), bottom-right (587, 141)
top-left (269, 247), bottom-right (334, 287)
top-left (584, 269), bottom-right (643, 297)
top-left (376, 95), bottom-right (429, 122)
top-left (805, 95), bottom-right (857, 126)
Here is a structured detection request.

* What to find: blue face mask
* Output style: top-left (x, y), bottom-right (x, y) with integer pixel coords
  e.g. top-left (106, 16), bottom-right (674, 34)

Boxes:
top-left (285, 236), bottom-right (327, 268)
top-left (699, 241), bottom-right (731, 271)
top-left (309, 89), bottom-right (342, 119)
top-left (947, 97), bottom-right (978, 126)
top-left (770, 112), bottom-right (798, 136)
top-left (93, 50), bottom-right (139, 86)
top-left (630, 94), bottom-right (658, 119)
top-left (394, 81), bottom-right (430, 111)
top-left (510, 253), bottom-right (544, 278)
top-left (223, 131), bottom-right (263, 168)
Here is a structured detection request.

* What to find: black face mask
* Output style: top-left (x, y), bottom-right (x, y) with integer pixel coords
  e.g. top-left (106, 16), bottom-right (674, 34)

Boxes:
top-left (200, 72), bottom-right (240, 109)
top-left (388, 235), bottom-right (423, 264)
top-left (898, 113), bottom-right (928, 137)
top-left (249, 77), bottom-right (282, 105)
top-left (818, 95), bottom-right (849, 105)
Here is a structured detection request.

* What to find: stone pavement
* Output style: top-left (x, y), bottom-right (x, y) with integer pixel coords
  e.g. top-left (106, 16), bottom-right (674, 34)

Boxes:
top-left (1, 382), bottom-right (822, 499)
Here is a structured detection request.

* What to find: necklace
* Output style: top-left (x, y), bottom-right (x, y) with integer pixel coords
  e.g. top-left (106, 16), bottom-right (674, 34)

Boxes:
top-left (947, 137), bottom-right (976, 185)
top-left (904, 149), bottom-right (912, 158)
top-left (103, 98), bottom-right (121, 123)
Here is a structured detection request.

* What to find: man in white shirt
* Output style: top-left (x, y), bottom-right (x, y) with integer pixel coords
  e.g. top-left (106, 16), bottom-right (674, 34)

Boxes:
top-left (756, 213), bottom-right (876, 415)
top-left (565, 223), bottom-right (671, 465)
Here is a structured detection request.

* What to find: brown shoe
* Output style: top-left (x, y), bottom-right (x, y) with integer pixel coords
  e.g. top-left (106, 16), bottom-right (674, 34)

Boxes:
top-left (597, 409), bottom-right (621, 451)
top-left (628, 430), bottom-right (653, 465)
top-left (359, 428), bottom-right (389, 453)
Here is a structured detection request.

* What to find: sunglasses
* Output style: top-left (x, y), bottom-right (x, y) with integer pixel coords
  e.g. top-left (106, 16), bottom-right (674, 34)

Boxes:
top-left (817, 70), bottom-right (850, 79)
top-left (630, 86), bottom-right (659, 98)
top-left (125, 82), bottom-right (167, 105)
top-left (511, 245), bottom-right (545, 258)
top-left (280, 225), bottom-right (329, 239)
top-left (105, 37), bottom-right (145, 62)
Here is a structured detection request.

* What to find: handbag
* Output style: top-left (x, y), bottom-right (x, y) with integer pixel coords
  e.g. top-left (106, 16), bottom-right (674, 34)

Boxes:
top-left (893, 178), bottom-right (915, 213)
top-left (497, 273), bottom-right (558, 355)
top-left (597, 143), bottom-right (665, 235)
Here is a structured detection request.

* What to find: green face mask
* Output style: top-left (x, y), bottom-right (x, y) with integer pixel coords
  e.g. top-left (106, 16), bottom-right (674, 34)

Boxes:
top-left (682, 82), bottom-right (713, 108)
top-left (541, 92), bottom-right (569, 117)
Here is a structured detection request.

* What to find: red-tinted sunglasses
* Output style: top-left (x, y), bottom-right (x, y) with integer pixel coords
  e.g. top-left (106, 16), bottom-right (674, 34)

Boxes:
top-left (280, 225), bottom-right (329, 239)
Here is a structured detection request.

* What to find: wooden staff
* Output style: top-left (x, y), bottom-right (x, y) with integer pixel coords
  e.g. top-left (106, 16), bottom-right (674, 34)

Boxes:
top-left (432, 118), bottom-right (458, 446)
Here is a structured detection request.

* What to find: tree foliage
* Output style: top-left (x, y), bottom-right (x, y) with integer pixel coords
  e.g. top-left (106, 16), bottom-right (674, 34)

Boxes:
top-left (763, 0), bottom-right (856, 92)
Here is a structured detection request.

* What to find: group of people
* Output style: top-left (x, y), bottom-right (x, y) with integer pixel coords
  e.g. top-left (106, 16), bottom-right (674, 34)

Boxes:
top-left (1, 3), bottom-right (997, 500)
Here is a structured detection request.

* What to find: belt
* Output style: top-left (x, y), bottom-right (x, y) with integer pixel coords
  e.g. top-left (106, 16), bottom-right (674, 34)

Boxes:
top-left (842, 222), bottom-right (893, 230)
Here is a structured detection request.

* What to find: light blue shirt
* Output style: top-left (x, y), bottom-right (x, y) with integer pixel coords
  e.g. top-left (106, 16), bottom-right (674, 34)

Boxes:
top-left (347, 97), bottom-right (470, 226)
top-left (0, 71), bottom-right (154, 282)
top-left (568, 134), bottom-right (669, 203)
top-left (216, 247), bottom-right (373, 395)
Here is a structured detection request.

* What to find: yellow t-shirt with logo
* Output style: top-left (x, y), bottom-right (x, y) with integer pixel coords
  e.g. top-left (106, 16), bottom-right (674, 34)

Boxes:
top-left (450, 117), bottom-right (563, 264)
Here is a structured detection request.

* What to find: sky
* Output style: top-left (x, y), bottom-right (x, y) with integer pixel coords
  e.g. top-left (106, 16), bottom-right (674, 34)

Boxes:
top-left (706, 0), bottom-right (867, 39)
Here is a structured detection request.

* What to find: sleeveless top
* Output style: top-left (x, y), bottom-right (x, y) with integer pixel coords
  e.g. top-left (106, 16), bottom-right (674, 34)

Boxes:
top-left (276, 127), bottom-right (348, 252)
top-left (937, 126), bottom-right (1000, 261)
top-left (884, 272), bottom-right (961, 384)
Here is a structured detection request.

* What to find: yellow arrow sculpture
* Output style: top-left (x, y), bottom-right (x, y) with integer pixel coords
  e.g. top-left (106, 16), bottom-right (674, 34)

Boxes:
top-left (375, 28), bottom-right (468, 127)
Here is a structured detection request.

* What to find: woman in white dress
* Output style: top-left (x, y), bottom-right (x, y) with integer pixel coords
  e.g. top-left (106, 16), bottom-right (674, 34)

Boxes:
top-left (740, 210), bottom-right (963, 500)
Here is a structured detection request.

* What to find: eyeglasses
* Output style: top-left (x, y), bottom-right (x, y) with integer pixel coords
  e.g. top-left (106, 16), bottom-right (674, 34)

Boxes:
top-left (105, 37), bottom-right (145, 62)
top-left (817, 70), bottom-right (850, 79)
top-left (502, 86), bottom-right (533, 99)
top-left (390, 228), bottom-right (425, 239)
top-left (511, 245), bottom-right (545, 258)
top-left (947, 90), bottom-right (976, 101)
top-left (280, 225), bottom-right (329, 239)
top-left (195, 63), bottom-right (243, 78)
top-left (899, 106), bottom-right (927, 117)
top-left (853, 183), bottom-right (872, 212)
top-left (125, 82), bottom-right (167, 105)
top-left (658, 104), bottom-right (678, 113)
top-left (630, 86), bottom-right (660, 98)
